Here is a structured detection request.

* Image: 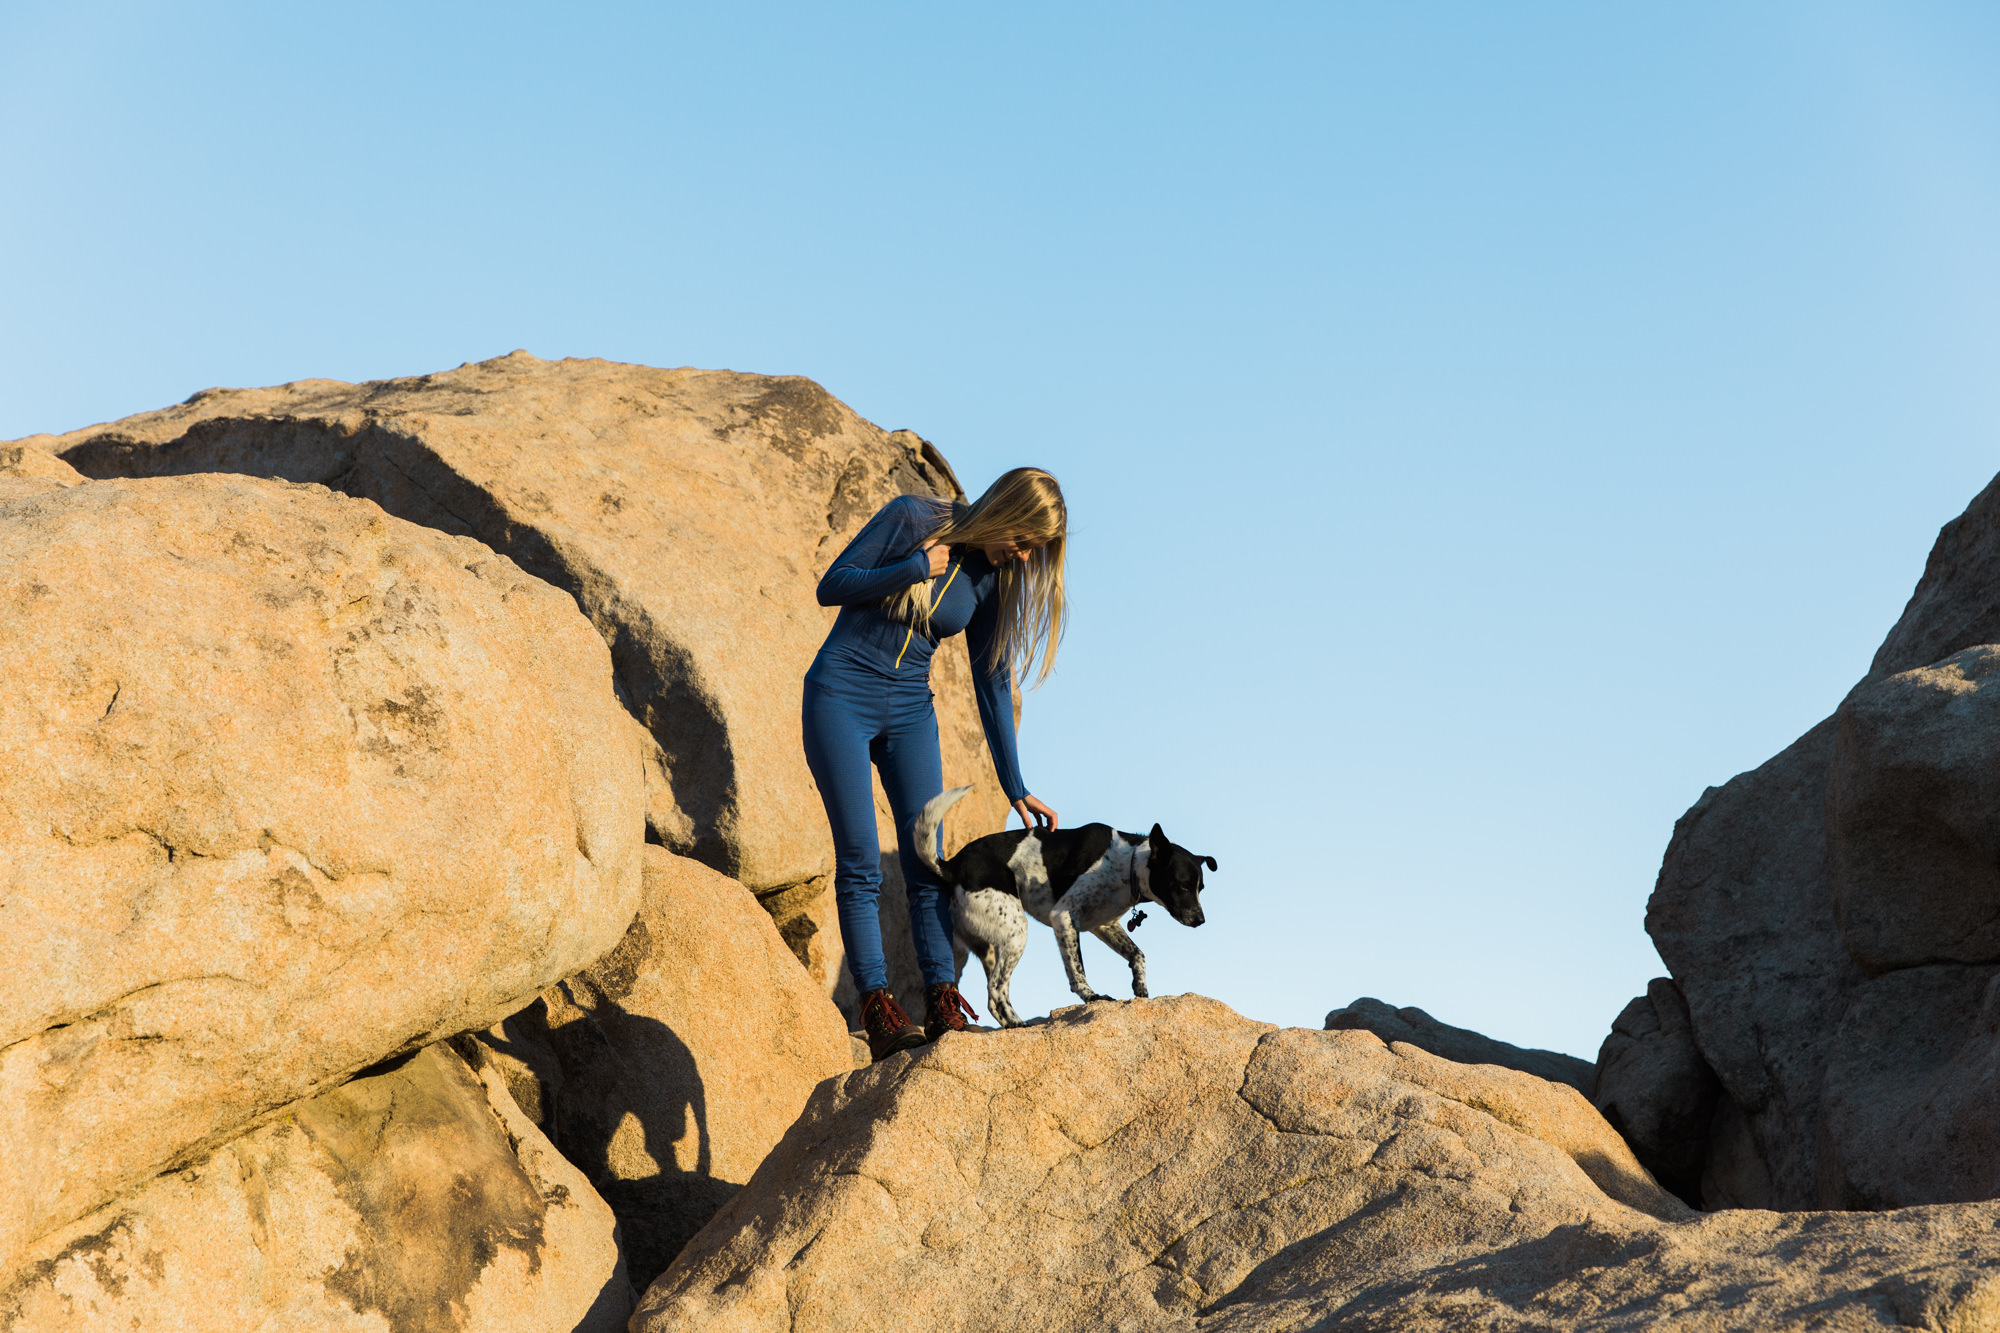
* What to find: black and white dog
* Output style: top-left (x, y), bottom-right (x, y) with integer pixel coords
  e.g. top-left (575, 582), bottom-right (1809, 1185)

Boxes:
top-left (913, 786), bottom-right (1217, 1027)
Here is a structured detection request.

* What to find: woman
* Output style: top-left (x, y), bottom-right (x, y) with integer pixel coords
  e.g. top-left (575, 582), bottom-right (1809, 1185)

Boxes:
top-left (804, 467), bottom-right (1067, 1060)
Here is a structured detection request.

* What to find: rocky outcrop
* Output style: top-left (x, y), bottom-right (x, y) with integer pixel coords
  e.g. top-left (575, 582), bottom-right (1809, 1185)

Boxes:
top-left (1591, 978), bottom-right (1719, 1209)
top-left (0, 474), bottom-right (643, 1269)
top-left (34, 351), bottom-right (1015, 901)
top-left (636, 996), bottom-right (2000, 1331)
top-left (1645, 719), bottom-right (1864, 1208)
top-left (481, 846), bottom-right (852, 1289)
top-left (1324, 996), bottom-right (1593, 1093)
top-left (1, 1042), bottom-right (631, 1332)
top-left (1638, 463), bottom-right (2000, 1211)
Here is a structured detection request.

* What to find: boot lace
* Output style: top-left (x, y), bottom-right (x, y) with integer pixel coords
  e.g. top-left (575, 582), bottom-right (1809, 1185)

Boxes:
top-left (862, 988), bottom-right (914, 1035)
top-left (928, 983), bottom-right (980, 1031)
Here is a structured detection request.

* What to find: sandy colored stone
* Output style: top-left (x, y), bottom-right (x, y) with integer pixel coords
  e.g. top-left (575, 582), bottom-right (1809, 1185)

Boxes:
top-left (1830, 645), bottom-right (2000, 974)
top-left (31, 351), bottom-right (1015, 895)
top-left (1324, 996), bottom-right (1593, 1093)
top-left (0, 1042), bottom-right (631, 1332)
top-left (1591, 977), bottom-right (1719, 1209)
top-left (0, 438), bottom-right (83, 484)
top-left (635, 995), bottom-right (1688, 1331)
top-left (0, 474), bottom-right (643, 1269)
top-left (1643, 718), bottom-right (1862, 1209)
top-left (492, 846), bottom-right (852, 1289)
top-left (636, 996), bottom-right (2000, 1331)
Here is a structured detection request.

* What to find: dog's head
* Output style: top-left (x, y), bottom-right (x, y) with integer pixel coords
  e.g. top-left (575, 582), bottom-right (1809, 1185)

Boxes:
top-left (1143, 824), bottom-right (1215, 927)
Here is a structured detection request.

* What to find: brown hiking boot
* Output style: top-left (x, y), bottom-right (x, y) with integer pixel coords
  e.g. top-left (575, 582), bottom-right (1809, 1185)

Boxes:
top-left (924, 982), bottom-right (981, 1040)
top-left (860, 988), bottom-right (927, 1062)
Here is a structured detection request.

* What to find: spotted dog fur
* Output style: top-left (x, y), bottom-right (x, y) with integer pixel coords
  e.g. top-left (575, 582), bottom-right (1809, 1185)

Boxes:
top-left (914, 786), bottom-right (1216, 1027)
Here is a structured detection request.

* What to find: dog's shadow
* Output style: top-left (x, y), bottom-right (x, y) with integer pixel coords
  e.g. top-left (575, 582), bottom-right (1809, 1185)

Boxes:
top-left (498, 987), bottom-right (727, 1292)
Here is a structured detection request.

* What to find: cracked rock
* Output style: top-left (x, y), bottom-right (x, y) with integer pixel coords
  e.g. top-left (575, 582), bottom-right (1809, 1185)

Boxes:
top-left (36, 350), bottom-right (1015, 896)
top-left (1, 1042), bottom-right (632, 1333)
top-left (0, 473), bottom-right (643, 1271)
top-left (635, 995), bottom-right (2000, 1331)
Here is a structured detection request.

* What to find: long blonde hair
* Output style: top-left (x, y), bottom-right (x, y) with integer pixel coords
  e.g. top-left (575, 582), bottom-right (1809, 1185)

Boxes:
top-left (885, 467), bottom-right (1068, 688)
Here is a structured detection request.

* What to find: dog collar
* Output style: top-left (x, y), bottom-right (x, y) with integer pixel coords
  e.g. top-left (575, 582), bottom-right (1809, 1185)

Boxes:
top-left (1127, 844), bottom-right (1146, 901)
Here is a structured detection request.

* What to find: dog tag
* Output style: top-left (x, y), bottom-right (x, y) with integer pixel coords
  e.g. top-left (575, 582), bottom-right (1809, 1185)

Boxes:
top-left (1126, 909), bottom-right (1147, 931)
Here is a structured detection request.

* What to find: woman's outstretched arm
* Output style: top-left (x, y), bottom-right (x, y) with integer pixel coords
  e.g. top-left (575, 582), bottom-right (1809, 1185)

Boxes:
top-left (966, 585), bottom-right (1055, 827)
top-left (816, 495), bottom-right (946, 607)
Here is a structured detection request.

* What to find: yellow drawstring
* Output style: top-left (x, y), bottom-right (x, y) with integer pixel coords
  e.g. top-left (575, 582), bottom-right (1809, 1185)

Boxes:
top-left (895, 561), bottom-right (959, 669)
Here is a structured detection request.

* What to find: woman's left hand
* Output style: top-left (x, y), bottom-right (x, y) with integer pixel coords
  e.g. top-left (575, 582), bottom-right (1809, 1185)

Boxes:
top-left (1013, 795), bottom-right (1058, 830)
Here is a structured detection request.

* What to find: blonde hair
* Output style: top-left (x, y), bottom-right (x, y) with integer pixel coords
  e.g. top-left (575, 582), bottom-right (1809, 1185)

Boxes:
top-left (885, 467), bottom-right (1068, 688)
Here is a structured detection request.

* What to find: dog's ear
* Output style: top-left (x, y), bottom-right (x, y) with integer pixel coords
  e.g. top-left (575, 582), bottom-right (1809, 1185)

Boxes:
top-left (1148, 823), bottom-right (1167, 850)
top-left (1200, 855), bottom-right (1218, 872)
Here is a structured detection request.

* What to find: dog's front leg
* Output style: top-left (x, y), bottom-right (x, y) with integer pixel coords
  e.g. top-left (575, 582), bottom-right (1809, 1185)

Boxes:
top-left (1091, 921), bottom-right (1147, 999)
top-left (1051, 910), bottom-right (1112, 1004)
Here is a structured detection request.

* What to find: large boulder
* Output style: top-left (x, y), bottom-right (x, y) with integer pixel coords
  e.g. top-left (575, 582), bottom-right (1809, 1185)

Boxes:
top-left (1643, 719), bottom-right (1862, 1209)
top-left (0, 474), bottom-right (644, 1269)
top-left (484, 846), bottom-right (852, 1288)
top-left (635, 996), bottom-right (2000, 1331)
top-left (1634, 465), bottom-right (2000, 1213)
top-left (1819, 963), bottom-right (2000, 1210)
top-left (1590, 977), bottom-right (1719, 1209)
top-left (0, 1042), bottom-right (631, 1332)
top-left (1324, 996), bottom-right (1593, 1093)
top-left (1830, 646), bottom-right (2000, 974)
top-left (32, 351), bottom-right (1015, 900)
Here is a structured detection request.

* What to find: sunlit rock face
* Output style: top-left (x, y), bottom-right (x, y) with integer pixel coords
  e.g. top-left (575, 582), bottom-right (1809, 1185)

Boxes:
top-left (41, 350), bottom-right (1013, 907)
top-left (635, 994), bottom-right (2000, 1332)
top-left (0, 472), bottom-right (643, 1271)
top-left (0, 1043), bottom-right (633, 1333)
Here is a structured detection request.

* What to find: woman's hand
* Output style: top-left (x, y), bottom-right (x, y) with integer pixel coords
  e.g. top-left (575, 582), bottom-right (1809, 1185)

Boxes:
top-left (1013, 795), bottom-right (1058, 830)
top-left (921, 538), bottom-right (951, 578)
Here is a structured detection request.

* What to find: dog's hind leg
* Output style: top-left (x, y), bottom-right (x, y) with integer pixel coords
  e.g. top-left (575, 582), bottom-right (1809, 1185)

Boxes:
top-left (984, 924), bottom-right (1028, 1028)
top-left (955, 887), bottom-right (1029, 1028)
top-left (1052, 910), bottom-right (1113, 1004)
top-left (1090, 921), bottom-right (1148, 999)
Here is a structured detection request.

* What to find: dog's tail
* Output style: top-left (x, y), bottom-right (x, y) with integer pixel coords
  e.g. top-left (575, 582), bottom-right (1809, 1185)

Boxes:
top-left (914, 785), bottom-right (975, 878)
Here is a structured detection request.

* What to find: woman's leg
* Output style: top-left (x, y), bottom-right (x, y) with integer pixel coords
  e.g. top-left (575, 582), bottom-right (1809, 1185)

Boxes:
top-left (801, 677), bottom-right (891, 994)
top-left (877, 685), bottom-right (958, 989)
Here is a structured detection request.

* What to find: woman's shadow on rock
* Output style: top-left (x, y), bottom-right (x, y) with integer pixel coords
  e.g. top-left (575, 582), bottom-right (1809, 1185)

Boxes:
top-left (486, 984), bottom-right (727, 1292)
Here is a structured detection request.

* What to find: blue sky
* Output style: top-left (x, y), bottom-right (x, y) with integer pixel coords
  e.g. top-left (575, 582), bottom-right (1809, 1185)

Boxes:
top-left (7, 3), bottom-right (2000, 1057)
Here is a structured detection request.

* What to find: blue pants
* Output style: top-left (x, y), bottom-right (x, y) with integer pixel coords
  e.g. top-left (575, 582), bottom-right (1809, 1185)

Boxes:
top-left (801, 663), bottom-right (957, 994)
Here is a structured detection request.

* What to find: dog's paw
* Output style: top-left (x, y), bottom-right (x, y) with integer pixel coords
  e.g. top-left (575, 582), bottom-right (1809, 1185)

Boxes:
top-left (1132, 984), bottom-right (1150, 999)
top-left (1083, 992), bottom-right (1116, 1004)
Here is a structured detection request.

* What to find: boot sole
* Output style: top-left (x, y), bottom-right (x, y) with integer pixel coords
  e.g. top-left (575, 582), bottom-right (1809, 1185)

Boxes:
top-left (869, 1029), bottom-right (930, 1062)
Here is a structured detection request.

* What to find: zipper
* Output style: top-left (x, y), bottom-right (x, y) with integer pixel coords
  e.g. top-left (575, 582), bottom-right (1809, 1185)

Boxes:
top-left (895, 560), bottom-right (959, 669)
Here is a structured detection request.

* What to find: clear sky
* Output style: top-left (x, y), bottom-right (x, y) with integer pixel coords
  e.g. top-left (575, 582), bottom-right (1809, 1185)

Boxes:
top-left (6, 3), bottom-right (2000, 1059)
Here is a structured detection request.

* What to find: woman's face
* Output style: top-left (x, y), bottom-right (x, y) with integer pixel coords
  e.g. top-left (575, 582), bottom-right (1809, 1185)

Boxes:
top-left (978, 534), bottom-right (1041, 565)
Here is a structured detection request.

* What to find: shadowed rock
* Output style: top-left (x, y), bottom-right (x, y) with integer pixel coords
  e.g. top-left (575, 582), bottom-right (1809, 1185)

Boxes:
top-left (1591, 977), bottom-right (1720, 1209)
top-left (1830, 645), bottom-right (2000, 975)
top-left (480, 847), bottom-right (852, 1288)
top-left (1324, 996), bottom-right (1593, 1093)
top-left (1820, 963), bottom-right (2000, 1210)
top-left (1645, 719), bottom-right (1863, 1209)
